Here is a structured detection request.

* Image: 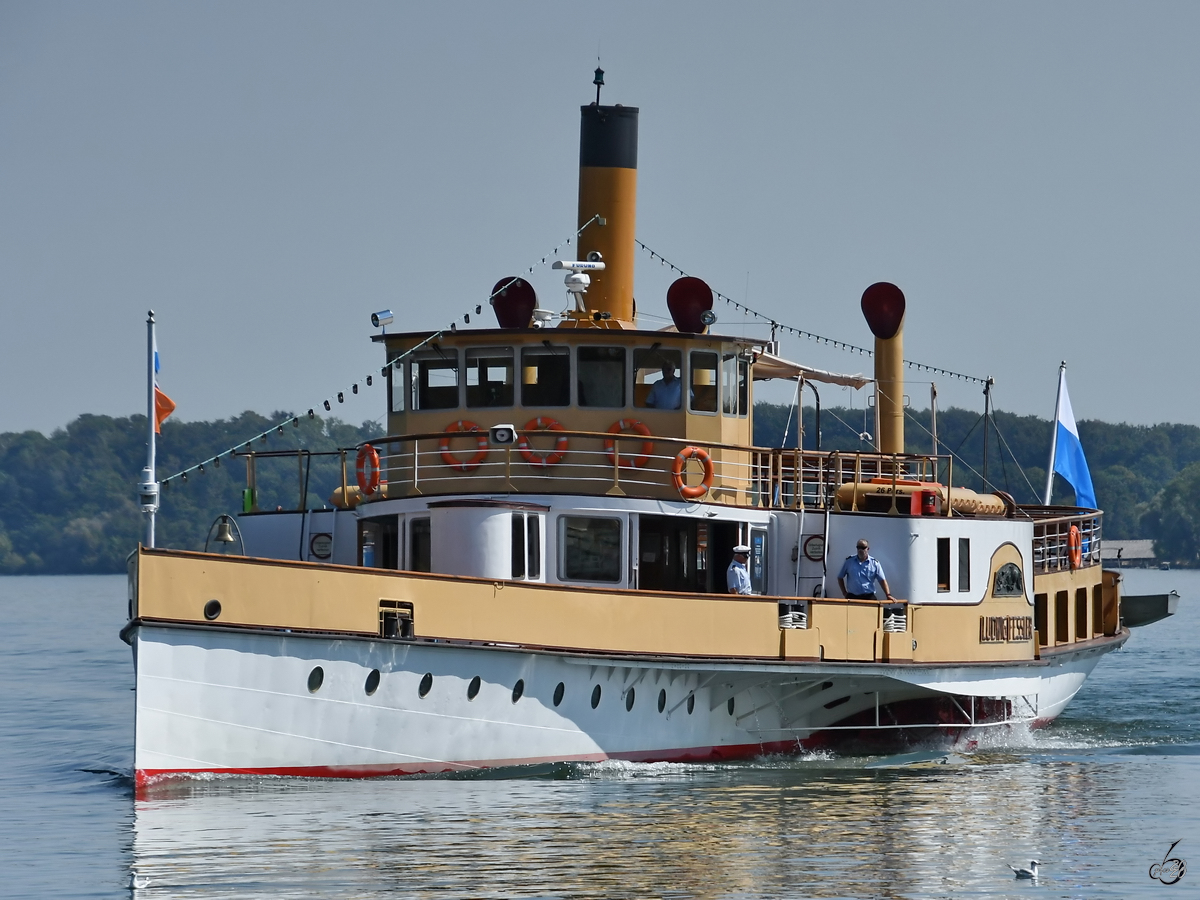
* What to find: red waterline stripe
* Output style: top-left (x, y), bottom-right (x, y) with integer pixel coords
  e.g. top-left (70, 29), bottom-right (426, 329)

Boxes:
top-left (134, 740), bottom-right (803, 789)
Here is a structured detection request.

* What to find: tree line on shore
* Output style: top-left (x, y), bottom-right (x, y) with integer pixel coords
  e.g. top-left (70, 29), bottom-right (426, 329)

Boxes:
top-left (1, 405), bottom-right (1198, 574)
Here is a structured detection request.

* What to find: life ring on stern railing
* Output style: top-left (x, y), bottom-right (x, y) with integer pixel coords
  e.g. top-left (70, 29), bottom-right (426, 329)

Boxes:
top-left (604, 419), bottom-right (654, 468)
top-left (517, 416), bottom-right (568, 467)
top-left (440, 420), bottom-right (488, 471)
top-left (671, 446), bottom-right (715, 500)
top-left (1067, 524), bottom-right (1083, 570)
top-left (356, 443), bottom-right (381, 495)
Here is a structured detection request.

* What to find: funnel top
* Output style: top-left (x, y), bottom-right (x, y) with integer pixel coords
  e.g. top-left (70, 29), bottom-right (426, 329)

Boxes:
top-left (861, 282), bottom-right (906, 339)
top-left (579, 104), bottom-right (639, 168)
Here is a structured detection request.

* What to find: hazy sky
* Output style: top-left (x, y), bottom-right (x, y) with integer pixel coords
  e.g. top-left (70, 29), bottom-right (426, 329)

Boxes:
top-left (3, 2), bottom-right (1198, 440)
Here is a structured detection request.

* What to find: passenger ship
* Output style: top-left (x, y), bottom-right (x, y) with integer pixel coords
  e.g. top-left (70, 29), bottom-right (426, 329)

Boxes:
top-left (125, 85), bottom-right (1129, 785)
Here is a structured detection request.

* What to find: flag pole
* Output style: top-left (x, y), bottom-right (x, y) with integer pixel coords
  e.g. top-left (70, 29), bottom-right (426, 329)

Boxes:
top-left (139, 311), bottom-right (160, 547)
top-left (1043, 360), bottom-right (1066, 504)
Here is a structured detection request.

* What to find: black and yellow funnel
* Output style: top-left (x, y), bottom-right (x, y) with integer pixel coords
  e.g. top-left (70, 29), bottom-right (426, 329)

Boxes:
top-left (571, 74), bottom-right (638, 327)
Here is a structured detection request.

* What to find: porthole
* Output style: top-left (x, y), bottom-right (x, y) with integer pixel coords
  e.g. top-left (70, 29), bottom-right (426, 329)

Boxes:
top-left (364, 668), bottom-right (380, 696)
top-left (203, 599), bottom-right (221, 621)
top-left (727, 697), bottom-right (735, 716)
top-left (512, 679), bottom-right (525, 703)
top-left (686, 693), bottom-right (695, 715)
top-left (467, 675), bottom-right (481, 700)
top-left (625, 687), bottom-right (635, 712)
top-left (591, 684), bottom-right (602, 709)
top-left (307, 666), bottom-right (324, 693)
top-left (657, 689), bottom-right (666, 713)
top-left (418, 672), bottom-right (433, 698)
top-left (553, 682), bottom-right (565, 707)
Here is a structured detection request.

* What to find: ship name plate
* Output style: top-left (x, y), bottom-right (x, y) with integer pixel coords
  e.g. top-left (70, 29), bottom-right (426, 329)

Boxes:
top-left (978, 615), bottom-right (1034, 643)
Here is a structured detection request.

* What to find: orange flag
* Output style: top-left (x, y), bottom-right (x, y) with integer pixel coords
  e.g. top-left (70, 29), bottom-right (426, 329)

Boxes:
top-left (154, 386), bottom-right (176, 434)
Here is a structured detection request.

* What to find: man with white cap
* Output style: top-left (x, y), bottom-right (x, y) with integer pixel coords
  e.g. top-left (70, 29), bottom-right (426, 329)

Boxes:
top-left (727, 544), bottom-right (753, 595)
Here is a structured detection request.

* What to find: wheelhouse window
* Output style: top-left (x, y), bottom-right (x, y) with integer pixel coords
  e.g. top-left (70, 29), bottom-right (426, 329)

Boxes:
top-left (721, 352), bottom-right (749, 417)
top-left (466, 347), bottom-right (514, 408)
top-left (577, 347), bottom-right (626, 408)
top-left (520, 345), bottom-right (570, 407)
top-left (388, 358), bottom-right (404, 412)
top-left (689, 351), bottom-right (718, 413)
top-left (411, 351), bottom-right (459, 410)
top-left (559, 516), bottom-right (621, 583)
top-left (634, 347), bottom-right (683, 410)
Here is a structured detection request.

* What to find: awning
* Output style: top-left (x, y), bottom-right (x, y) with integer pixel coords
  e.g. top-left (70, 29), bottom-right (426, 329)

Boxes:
top-left (751, 351), bottom-right (872, 389)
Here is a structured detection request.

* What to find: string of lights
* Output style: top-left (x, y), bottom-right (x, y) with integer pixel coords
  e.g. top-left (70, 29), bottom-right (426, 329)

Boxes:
top-left (161, 217), bottom-right (604, 489)
top-left (635, 240), bottom-right (989, 386)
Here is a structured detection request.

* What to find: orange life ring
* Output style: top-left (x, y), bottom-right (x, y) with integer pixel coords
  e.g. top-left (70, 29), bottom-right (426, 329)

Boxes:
top-left (671, 446), bottom-right (715, 499)
top-left (440, 420), bottom-right (488, 471)
top-left (604, 419), bottom-right (654, 468)
top-left (356, 443), bottom-right (381, 495)
top-left (517, 416), bottom-right (568, 467)
top-left (1067, 524), bottom-right (1083, 570)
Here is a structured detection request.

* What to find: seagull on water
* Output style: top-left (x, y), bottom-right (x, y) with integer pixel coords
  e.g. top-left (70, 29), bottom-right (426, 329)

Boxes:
top-left (130, 871), bottom-right (152, 889)
top-left (1009, 860), bottom-right (1040, 879)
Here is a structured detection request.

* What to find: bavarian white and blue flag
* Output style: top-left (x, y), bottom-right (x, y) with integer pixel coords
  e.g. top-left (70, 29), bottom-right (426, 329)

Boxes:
top-left (1051, 367), bottom-right (1096, 509)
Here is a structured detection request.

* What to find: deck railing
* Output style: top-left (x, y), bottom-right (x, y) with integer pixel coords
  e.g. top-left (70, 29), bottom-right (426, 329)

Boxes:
top-left (231, 430), bottom-right (1094, 530)
top-left (1030, 509), bottom-right (1103, 573)
top-left (235, 429), bottom-right (957, 514)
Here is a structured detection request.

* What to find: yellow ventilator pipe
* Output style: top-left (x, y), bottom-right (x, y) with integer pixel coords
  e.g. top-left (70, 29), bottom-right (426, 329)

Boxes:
top-left (861, 283), bottom-right (906, 455)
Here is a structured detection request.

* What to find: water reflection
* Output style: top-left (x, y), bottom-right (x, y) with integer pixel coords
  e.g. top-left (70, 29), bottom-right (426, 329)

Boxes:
top-left (130, 747), bottom-right (1200, 899)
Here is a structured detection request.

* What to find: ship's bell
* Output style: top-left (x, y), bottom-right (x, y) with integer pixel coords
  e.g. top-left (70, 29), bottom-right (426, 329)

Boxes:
top-left (213, 517), bottom-right (236, 546)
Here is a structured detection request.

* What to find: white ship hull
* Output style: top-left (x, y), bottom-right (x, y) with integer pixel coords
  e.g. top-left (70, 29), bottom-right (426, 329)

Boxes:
top-left (132, 622), bottom-right (1120, 784)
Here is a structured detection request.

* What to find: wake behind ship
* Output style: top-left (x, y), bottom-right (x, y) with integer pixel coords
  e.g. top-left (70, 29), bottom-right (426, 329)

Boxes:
top-left (124, 77), bottom-right (1137, 786)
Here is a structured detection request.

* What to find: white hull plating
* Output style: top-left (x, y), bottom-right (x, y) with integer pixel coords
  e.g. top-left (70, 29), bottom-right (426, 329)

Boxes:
top-left (132, 624), bottom-right (1117, 784)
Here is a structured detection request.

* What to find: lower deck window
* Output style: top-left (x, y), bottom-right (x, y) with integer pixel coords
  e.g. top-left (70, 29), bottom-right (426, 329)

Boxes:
top-left (937, 537), bottom-right (950, 592)
top-left (559, 516), bottom-right (621, 583)
top-left (409, 517), bottom-right (431, 573)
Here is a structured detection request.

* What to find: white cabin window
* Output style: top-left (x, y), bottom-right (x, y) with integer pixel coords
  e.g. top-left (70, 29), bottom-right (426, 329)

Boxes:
top-left (511, 513), bottom-right (542, 580)
top-left (958, 538), bottom-right (970, 592)
top-left (559, 516), bottom-right (622, 583)
top-left (527, 515), bottom-right (541, 579)
top-left (749, 526), bottom-right (768, 594)
top-left (937, 537), bottom-right (950, 592)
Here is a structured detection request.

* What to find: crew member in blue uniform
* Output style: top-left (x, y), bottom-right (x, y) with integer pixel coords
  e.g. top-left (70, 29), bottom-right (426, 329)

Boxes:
top-left (644, 363), bottom-right (682, 409)
top-left (837, 539), bottom-right (895, 601)
top-left (727, 544), bottom-right (752, 594)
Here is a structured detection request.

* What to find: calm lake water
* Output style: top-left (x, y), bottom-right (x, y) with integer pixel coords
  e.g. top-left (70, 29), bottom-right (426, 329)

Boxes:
top-left (2, 569), bottom-right (1197, 899)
